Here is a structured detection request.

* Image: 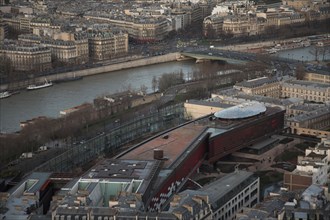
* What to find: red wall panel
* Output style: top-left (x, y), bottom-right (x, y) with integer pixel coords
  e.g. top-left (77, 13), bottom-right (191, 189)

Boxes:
top-left (209, 111), bottom-right (285, 163)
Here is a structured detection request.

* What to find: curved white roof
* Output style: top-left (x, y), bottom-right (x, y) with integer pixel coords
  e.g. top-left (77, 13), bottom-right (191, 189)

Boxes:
top-left (214, 101), bottom-right (266, 119)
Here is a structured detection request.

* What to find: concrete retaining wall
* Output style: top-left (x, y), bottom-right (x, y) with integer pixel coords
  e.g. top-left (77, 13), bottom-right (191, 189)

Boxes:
top-left (1, 53), bottom-right (181, 91)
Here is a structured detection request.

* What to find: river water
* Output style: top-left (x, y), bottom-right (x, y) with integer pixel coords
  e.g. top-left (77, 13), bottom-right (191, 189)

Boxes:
top-left (0, 60), bottom-right (197, 133)
top-left (1, 46), bottom-right (328, 133)
top-left (276, 45), bottom-right (330, 61)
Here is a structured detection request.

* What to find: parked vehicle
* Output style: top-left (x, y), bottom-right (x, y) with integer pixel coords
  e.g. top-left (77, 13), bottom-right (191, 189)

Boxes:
top-left (38, 146), bottom-right (49, 151)
top-left (20, 152), bottom-right (33, 159)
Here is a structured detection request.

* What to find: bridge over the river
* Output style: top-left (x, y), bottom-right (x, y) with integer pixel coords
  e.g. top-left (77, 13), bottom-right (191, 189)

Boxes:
top-left (179, 52), bottom-right (249, 65)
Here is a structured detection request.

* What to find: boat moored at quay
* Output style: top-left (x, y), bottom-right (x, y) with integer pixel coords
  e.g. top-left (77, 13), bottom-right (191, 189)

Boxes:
top-left (0, 91), bottom-right (11, 99)
top-left (27, 79), bottom-right (53, 90)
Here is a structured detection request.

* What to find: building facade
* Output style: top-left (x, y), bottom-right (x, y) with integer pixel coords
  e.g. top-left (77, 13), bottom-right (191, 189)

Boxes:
top-left (131, 18), bottom-right (169, 42)
top-left (284, 152), bottom-right (328, 190)
top-left (0, 23), bottom-right (7, 41)
top-left (18, 34), bottom-right (89, 64)
top-left (0, 43), bottom-right (51, 72)
top-left (281, 80), bottom-right (330, 103)
top-left (206, 171), bottom-right (260, 220)
top-left (84, 15), bottom-right (170, 42)
top-left (234, 76), bottom-right (281, 98)
top-left (203, 15), bottom-right (224, 37)
top-left (297, 153), bottom-right (328, 184)
top-left (304, 71), bottom-right (330, 84)
top-left (208, 103), bottom-right (285, 163)
top-left (88, 31), bottom-right (128, 61)
top-left (74, 38), bottom-right (89, 64)
top-left (286, 106), bottom-right (330, 137)
top-left (43, 40), bottom-right (78, 64)
top-left (284, 137), bottom-right (330, 191)
top-left (222, 15), bottom-right (259, 36)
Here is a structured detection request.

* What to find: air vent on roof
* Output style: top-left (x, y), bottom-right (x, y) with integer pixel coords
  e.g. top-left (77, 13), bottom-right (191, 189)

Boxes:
top-left (154, 149), bottom-right (163, 160)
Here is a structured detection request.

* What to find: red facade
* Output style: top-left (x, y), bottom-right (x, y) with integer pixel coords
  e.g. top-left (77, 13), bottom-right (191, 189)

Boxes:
top-left (147, 108), bottom-right (285, 211)
top-left (148, 133), bottom-right (209, 211)
top-left (208, 110), bottom-right (285, 163)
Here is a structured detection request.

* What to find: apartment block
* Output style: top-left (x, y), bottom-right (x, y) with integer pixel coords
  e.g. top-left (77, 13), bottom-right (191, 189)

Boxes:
top-left (0, 43), bottom-right (51, 72)
top-left (237, 184), bottom-right (330, 220)
top-left (234, 76), bottom-right (281, 98)
top-left (88, 31), bottom-right (128, 61)
top-left (201, 170), bottom-right (260, 220)
top-left (222, 15), bottom-right (260, 36)
top-left (51, 169), bottom-right (259, 220)
top-left (286, 104), bottom-right (327, 118)
top-left (84, 14), bottom-right (170, 42)
top-left (43, 40), bottom-right (78, 64)
top-left (297, 153), bottom-right (328, 184)
top-left (203, 15), bottom-right (224, 37)
top-left (18, 34), bottom-right (89, 65)
top-left (304, 71), bottom-right (330, 84)
top-left (306, 140), bottom-right (330, 162)
top-left (0, 23), bottom-right (6, 41)
top-left (286, 106), bottom-right (330, 138)
top-left (281, 80), bottom-right (330, 103)
top-left (283, 184), bottom-right (330, 220)
top-left (284, 142), bottom-right (329, 190)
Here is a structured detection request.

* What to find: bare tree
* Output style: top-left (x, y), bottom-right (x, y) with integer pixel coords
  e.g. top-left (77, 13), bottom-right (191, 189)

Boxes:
top-left (122, 83), bottom-right (133, 92)
top-left (158, 72), bottom-right (184, 92)
top-left (320, 46), bottom-right (330, 61)
top-left (140, 84), bottom-right (148, 95)
top-left (196, 62), bottom-right (221, 80)
top-left (309, 46), bottom-right (321, 62)
top-left (295, 64), bottom-right (305, 80)
top-left (152, 76), bottom-right (158, 92)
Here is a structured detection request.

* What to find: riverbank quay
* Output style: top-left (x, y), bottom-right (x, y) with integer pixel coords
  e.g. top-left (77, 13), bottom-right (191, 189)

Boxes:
top-left (0, 52), bottom-right (184, 91)
top-left (217, 34), bottom-right (330, 52)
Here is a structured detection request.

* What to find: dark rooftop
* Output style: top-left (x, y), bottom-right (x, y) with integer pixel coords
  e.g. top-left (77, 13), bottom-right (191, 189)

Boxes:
top-left (119, 123), bottom-right (208, 168)
top-left (83, 159), bottom-right (160, 181)
top-left (186, 99), bottom-right (233, 108)
top-left (235, 76), bottom-right (278, 88)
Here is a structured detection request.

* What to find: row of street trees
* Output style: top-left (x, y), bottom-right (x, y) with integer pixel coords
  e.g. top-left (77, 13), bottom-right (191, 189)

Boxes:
top-left (0, 104), bottom-right (94, 167)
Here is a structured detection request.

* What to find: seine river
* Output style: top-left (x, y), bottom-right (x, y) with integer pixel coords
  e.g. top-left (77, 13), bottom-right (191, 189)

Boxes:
top-left (1, 46), bottom-right (328, 133)
top-left (276, 45), bottom-right (330, 61)
top-left (0, 60), bottom-right (197, 133)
